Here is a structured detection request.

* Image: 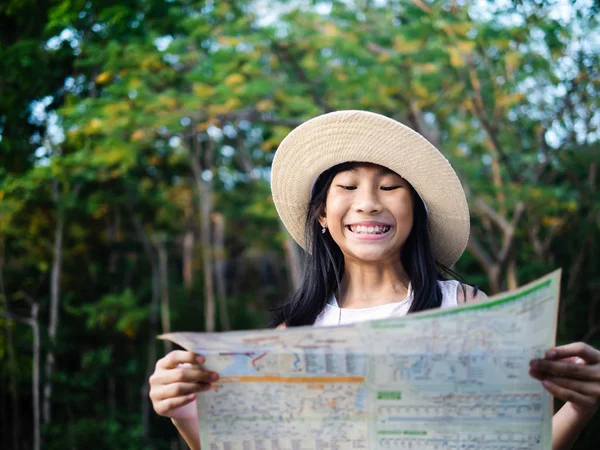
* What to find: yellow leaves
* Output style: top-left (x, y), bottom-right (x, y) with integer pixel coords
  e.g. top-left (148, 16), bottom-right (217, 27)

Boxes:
top-left (450, 22), bottom-right (472, 37)
top-left (566, 201), bottom-right (577, 212)
top-left (207, 97), bottom-right (241, 117)
top-left (542, 216), bottom-right (565, 228)
top-left (377, 53), bottom-right (391, 63)
top-left (456, 41), bottom-right (475, 54)
top-left (224, 73), bottom-right (245, 87)
top-left (382, 85), bottom-right (400, 96)
top-left (261, 125), bottom-right (292, 152)
top-left (123, 327), bottom-right (136, 339)
top-left (157, 95), bottom-right (178, 110)
top-left (85, 118), bottom-right (103, 135)
top-left (392, 35), bottom-right (422, 54)
top-left (192, 82), bottom-right (215, 98)
top-left (96, 71), bottom-right (112, 84)
top-left (261, 141), bottom-right (276, 151)
top-left (505, 52), bottom-right (521, 78)
top-left (91, 204), bottom-right (108, 220)
top-left (218, 36), bottom-right (241, 47)
top-left (418, 63), bottom-right (438, 74)
top-left (412, 82), bottom-right (430, 99)
top-left (224, 97), bottom-right (241, 111)
top-left (335, 72), bottom-right (349, 82)
top-left (301, 54), bottom-right (318, 70)
top-left (496, 92), bottom-right (524, 108)
top-left (256, 99), bottom-right (274, 112)
top-left (130, 129), bottom-right (145, 142)
top-left (0, 190), bottom-right (4, 201)
top-left (128, 77), bottom-right (142, 90)
top-left (274, 89), bottom-right (288, 102)
top-left (140, 54), bottom-right (164, 71)
top-left (448, 46), bottom-right (465, 68)
top-left (323, 23), bottom-right (340, 37)
top-left (103, 101), bottom-right (130, 116)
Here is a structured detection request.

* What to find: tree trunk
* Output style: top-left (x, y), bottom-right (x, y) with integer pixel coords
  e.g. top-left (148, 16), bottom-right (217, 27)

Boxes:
top-left (155, 236), bottom-right (173, 353)
top-left (213, 213), bottom-right (230, 330)
top-left (43, 179), bottom-right (64, 425)
top-left (0, 300), bottom-right (40, 450)
top-left (198, 179), bottom-right (215, 332)
top-left (281, 224), bottom-right (302, 291)
top-left (31, 302), bottom-right (41, 450)
top-left (0, 248), bottom-right (20, 450)
top-left (182, 229), bottom-right (194, 290)
top-left (189, 136), bottom-right (217, 332)
top-left (506, 259), bottom-right (518, 291)
top-left (129, 206), bottom-right (161, 440)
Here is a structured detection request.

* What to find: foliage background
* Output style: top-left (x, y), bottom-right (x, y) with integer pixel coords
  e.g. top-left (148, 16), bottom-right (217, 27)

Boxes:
top-left (1, 0), bottom-right (599, 449)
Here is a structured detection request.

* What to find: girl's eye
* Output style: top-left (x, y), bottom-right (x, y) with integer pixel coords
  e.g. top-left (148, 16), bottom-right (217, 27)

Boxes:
top-left (341, 185), bottom-right (357, 190)
top-left (381, 186), bottom-right (401, 191)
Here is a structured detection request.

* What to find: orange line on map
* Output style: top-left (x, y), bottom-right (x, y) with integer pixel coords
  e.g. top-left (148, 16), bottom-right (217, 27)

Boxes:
top-left (218, 375), bottom-right (365, 383)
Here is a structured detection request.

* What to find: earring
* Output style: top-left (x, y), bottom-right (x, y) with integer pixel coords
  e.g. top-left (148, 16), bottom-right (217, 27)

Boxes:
top-left (321, 226), bottom-right (327, 234)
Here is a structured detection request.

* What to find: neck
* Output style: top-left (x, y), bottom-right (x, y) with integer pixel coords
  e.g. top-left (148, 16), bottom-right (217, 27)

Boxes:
top-left (337, 259), bottom-right (410, 309)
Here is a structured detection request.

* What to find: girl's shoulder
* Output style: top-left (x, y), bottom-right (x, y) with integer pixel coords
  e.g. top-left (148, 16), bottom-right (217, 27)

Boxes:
top-left (451, 281), bottom-right (488, 305)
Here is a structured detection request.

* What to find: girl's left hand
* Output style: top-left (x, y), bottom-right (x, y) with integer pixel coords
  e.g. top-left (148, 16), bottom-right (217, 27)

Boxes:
top-left (530, 342), bottom-right (600, 417)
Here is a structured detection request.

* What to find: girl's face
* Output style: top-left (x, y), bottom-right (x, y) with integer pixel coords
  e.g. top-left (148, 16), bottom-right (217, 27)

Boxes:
top-left (320, 163), bottom-right (414, 265)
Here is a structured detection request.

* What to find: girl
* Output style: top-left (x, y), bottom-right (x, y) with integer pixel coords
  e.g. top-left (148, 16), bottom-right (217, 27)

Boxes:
top-left (149, 111), bottom-right (599, 450)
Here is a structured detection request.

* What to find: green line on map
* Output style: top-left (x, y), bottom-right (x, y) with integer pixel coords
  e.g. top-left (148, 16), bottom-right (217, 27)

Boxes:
top-left (371, 278), bottom-right (552, 329)
top-left (377, 391), bottom-right (402, 400)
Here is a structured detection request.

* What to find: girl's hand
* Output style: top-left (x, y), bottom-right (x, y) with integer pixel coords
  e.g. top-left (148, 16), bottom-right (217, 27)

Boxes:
top-left (530, 342), bottom-right (600, 417)
top-left (149, 350), bottom-right (220, 420)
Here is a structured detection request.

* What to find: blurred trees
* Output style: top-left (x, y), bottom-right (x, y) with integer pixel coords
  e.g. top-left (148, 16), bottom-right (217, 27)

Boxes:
top-left (1, 0), bottom-right (598, 449)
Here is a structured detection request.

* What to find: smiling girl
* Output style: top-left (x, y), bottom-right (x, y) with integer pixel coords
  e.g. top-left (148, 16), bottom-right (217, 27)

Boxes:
top-left (149, 111), bottom-right (599, 450)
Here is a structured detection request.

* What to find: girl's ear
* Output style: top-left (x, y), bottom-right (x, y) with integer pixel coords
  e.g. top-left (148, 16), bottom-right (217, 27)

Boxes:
top-left (318, 208), bottom-right (327, 228)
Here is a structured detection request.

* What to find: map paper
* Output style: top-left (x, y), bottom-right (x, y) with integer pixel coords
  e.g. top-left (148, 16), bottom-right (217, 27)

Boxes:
top-left (161, 270), bottom-right (560, 450)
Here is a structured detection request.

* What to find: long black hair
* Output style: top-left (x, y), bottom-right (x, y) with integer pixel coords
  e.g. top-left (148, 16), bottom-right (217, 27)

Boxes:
top-left (270, 162), bottom-right (467, 328)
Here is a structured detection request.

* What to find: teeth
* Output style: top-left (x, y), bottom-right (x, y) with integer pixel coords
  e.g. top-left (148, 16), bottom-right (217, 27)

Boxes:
top-left (349, 225), bottom-right (391, 234)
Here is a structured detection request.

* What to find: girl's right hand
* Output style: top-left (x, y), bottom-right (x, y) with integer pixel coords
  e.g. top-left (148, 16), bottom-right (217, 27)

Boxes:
top-left (149, 350), bottom-right (220, 420)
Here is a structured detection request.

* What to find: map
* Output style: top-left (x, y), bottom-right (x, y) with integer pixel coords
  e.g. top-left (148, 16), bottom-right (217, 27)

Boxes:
top-left (161, 270), bottom-right (560, 450)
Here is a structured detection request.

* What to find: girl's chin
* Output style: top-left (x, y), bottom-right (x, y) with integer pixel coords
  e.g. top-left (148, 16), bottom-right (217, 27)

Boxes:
top-left (341, 249), bottom-right (399, 264)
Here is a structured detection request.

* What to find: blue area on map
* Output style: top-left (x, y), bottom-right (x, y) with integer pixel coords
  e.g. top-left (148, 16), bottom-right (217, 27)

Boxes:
top-left (218, 354), bottom-right (260, 376)
top-left (293, 353), bottom-right (300, 369)
top-left (355, 386), bottom-right (366, 410)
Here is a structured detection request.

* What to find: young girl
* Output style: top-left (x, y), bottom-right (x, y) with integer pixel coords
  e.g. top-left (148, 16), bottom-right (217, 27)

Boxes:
top-left (149, 111), bottom-right (599, 450)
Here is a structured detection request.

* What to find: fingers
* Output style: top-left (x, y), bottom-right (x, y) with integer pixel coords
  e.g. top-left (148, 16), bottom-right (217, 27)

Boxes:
top-left (151, 382), bottom-right (211, 402)
top-left (539, 379), bottom-right (598, 409)
top-left (548, 376), bottom-right (600, 398)
top-left (151, 365), bottom-right (219, 386)
top-left (153, 393), bottom-right (198, 416)
top-left (530, 359), bottom-right (600, 382)
top-left (545, 342), bottom-right (600, 364)
top-left (156, 351), bottom-right (205, 369)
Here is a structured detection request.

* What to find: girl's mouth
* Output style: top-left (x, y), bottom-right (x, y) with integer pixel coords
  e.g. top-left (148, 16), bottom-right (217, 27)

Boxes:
top-left (346, 225), bottom-right (392, 235)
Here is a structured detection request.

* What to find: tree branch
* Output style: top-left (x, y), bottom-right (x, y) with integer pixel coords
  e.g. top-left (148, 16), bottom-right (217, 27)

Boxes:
top-left (0, 309), bottom-right (35, 327)
top-left (472, 197), bottom-right (511, 234)
top-left (466, 232), bottom-right (494, 275)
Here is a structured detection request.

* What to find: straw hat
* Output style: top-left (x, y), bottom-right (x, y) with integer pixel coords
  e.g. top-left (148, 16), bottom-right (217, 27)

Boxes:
top-left (270, 110), bottom-right (469, 267)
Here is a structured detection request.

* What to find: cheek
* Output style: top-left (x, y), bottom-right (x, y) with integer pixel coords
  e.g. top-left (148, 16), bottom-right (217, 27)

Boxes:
top-left (394, 196), bottom-right (414, 225)
top-left (323, 195), bottom-right (346, 225)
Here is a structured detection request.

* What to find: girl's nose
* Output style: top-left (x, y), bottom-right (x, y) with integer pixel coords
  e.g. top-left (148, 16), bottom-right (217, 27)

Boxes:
top-left (353, 187), bottom-right (382, 214)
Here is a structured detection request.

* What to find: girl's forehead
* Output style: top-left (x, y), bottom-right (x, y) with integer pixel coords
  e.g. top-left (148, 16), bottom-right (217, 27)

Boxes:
top-left (334, 162), bottom-right (400, 177)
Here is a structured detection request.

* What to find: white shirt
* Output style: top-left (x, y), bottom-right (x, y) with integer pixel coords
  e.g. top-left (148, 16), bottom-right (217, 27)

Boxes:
top-left (313, 279), bottom-right (461, 327)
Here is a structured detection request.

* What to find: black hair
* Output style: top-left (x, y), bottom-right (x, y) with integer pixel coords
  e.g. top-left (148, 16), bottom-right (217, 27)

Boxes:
top-left (270, 162), bottom-right (469, 328)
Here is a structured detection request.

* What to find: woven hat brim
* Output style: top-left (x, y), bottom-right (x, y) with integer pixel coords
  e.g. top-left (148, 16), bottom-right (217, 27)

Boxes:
top-left (271, 110), bottom-right (470, 267)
